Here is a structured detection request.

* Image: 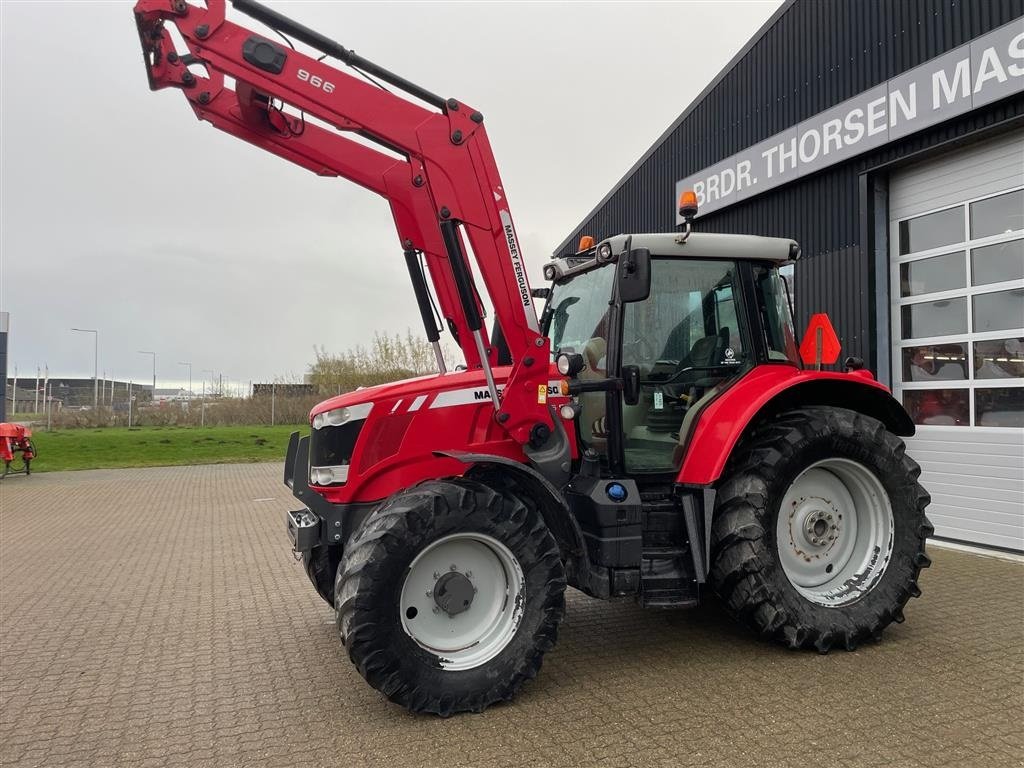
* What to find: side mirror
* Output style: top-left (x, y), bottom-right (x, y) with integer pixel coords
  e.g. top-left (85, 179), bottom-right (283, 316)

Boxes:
top-left (617, 248), bottom-right (651, 304)
top-left (622, 365), bottom-right (641, 406)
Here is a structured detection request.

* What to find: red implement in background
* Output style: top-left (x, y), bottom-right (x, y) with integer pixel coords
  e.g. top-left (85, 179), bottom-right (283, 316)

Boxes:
top-left (0, 423), bottom-right (35, 477)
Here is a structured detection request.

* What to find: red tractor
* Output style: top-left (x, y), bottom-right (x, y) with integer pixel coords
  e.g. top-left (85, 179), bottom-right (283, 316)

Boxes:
top-left (0, 423), bottom-right (35, 477)
top-left (134, 0), bottom-right (932, 716)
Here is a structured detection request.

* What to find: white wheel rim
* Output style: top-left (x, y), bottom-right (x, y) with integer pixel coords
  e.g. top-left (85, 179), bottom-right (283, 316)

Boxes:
top-left (776, 458), bottom-right (894, 607)
top-left (399, 533), bottom-right (525, 671)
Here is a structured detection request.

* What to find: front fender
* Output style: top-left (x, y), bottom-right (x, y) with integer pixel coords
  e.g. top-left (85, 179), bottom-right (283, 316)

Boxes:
top-left (434, 450), bottom-right (591, 590)
top-left (677, 366), bottom-right (914, 486)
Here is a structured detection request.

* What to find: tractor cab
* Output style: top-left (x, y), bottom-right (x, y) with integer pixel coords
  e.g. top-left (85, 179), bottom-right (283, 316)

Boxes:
top-left (542, 232), bottom-right (801, 476)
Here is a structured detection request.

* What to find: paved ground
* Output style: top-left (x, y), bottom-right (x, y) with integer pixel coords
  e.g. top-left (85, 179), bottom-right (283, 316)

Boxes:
top-left (1, 464), bottom-right (1022, 768)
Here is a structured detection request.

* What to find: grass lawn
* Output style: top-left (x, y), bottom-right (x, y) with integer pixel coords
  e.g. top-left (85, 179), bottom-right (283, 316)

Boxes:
top-left (25, 425), bottom-right (308, 473)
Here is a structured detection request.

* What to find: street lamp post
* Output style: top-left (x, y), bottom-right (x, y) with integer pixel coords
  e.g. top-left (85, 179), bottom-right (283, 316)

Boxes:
top-left (137, 351), bottom-right (156, 401)
top-left (71, 328), bottom-right (98, 410)
top-left (201, 369), bottom-right (214, 427)
top-left (179, 361), bottom-right (192, 402)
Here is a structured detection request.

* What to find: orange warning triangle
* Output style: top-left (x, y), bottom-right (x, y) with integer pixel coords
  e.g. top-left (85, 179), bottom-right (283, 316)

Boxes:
top-left (799, 313), bottom-right (841, 366)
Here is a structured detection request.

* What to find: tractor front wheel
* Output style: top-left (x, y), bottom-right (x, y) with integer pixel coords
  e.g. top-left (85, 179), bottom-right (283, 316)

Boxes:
top-left (301, 545), bottom-right (340, 606)
top-left (710, 406), bottom-right (932, 652)
top-left (335, 477), bottom-right (565, 715)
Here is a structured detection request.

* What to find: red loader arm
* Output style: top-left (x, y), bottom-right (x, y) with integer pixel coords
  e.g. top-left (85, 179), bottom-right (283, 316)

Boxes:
top-left (132, 0), bottom-right (554, 447)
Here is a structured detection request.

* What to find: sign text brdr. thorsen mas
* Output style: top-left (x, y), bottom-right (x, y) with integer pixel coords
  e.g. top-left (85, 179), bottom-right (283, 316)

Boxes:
top-left (676, 20), bottom-right (1024, 220)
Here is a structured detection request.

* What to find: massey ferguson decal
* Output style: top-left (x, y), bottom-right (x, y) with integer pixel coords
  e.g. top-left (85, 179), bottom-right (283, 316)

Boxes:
top-left (499, 210), bottom-right (539, 331)
top-left (428, 382), bottom-right (562, 410)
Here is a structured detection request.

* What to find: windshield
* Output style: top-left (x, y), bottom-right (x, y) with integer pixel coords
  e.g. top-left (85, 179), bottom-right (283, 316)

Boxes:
top-left (753, 264), bottom-right (800, 364)
top-left (544, 265), bottom-right (616, 360)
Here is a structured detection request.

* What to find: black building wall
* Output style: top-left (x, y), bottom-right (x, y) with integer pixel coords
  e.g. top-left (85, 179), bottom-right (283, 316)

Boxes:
top-left (556, 0), bottom-right (1024, 367)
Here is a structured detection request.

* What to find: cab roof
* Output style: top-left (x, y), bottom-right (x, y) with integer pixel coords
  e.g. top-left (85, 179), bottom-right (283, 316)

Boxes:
top-left (601, 232), bottom-right (800, 263)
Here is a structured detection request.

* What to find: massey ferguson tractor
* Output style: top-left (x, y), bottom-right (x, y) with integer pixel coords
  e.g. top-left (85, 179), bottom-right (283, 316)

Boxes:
top-left (133, 0), bottom-right (932, 716)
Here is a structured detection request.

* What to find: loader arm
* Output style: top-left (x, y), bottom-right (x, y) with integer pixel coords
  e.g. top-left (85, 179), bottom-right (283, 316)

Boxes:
top-left (133, 0), bottom-right (553, 446)
top-left (176, 73), bottom-right (483, 370)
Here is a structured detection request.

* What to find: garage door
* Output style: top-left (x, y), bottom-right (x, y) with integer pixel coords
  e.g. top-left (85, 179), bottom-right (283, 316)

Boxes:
top-left (889, 131), bottom-right (1024, 551)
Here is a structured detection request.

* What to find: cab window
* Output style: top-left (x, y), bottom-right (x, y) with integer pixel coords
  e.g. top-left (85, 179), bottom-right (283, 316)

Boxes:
top-left (544, 265), bottom-right (615, 455)
top-left (753, 264), bottom-right (800, 363)
top-left (620, 259), bottom-right (751, 473)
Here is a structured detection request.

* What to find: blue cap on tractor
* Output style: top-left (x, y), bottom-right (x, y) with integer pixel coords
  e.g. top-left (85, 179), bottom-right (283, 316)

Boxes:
top-left (605, 482), bottom-right (628, 503)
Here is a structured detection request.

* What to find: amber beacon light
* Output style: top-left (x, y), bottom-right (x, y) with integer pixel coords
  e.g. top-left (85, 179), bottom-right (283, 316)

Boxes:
top-left (676, 190), bottom-right (699, 242)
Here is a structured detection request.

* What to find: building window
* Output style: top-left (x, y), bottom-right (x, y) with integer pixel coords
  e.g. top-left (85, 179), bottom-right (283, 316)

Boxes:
top-left (892, 187), bottom-right (1024, 428)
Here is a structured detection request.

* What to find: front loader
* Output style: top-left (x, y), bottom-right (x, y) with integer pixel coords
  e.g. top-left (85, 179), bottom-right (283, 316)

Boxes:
top-left (133, 0), bottom-right (932, 716)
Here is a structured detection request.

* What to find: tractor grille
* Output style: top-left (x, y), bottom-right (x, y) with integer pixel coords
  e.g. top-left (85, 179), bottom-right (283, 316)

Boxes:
top-left (309, 420), bottom-right (364, 474)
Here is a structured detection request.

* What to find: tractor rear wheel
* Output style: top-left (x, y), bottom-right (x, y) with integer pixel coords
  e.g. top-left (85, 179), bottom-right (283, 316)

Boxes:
top-left (710, 406), bottom-right (932, 652)
top-left (334, 477), bottom-right (565, 715)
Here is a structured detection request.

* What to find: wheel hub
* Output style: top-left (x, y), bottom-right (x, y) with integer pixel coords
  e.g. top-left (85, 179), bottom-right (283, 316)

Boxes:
top-left (797, 501), bottom-right (839, 548)
top-left (433, 570), bottom-right (475, 616)
top-left (399, 533), bottom-right (525, 671)
top-left (776, 458), bottom-right (894, 607)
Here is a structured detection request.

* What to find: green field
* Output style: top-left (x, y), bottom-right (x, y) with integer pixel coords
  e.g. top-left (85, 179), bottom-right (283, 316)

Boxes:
top-left (23, 425), bottom-right (308, 473)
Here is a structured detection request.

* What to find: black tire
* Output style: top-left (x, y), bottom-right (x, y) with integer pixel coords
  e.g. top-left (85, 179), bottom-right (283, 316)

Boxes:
top-left (301, 545), bottom-right (340, 605)
top-left (710, 406), bottom-right (932, 653)
top-left (334, 476), bottom-right (565, 716)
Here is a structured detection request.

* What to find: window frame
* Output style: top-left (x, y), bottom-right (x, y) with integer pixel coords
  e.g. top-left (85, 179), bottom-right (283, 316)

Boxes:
top-left (890, 185), bottom-right (1024, 430)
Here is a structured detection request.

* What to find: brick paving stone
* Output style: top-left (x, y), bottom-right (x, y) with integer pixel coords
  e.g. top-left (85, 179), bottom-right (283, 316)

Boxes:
top-left (1, 463), bottom-right (1022, 768)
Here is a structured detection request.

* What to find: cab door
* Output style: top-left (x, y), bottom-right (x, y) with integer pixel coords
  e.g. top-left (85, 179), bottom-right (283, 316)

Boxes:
top-left (617, 258), bottom-right (752, 474)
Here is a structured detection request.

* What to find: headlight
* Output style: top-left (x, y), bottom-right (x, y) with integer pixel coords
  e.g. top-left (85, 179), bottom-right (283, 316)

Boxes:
top-left (555, 352), bottom-right (585, 377)
top-left (311, 402), bottom-right (373, 430)
top-left (597, 243), bottom-right (613, 262)
top-left (310, 464), bottom-right (350, 486)
top-left (324, 407), bottom-right (349, 427)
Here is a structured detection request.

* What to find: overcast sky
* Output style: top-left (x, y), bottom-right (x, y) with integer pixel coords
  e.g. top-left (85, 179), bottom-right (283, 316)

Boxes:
top-left (1, 0), bottom-right (781, 390)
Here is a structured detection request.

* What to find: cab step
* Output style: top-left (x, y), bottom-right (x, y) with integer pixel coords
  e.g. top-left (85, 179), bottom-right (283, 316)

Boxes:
top-left (640, 547), bottom-right (698, 609)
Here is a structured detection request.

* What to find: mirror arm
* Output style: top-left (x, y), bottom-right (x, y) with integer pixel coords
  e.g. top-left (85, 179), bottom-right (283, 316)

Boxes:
top-left (568, 377), bottom-right (623, 395)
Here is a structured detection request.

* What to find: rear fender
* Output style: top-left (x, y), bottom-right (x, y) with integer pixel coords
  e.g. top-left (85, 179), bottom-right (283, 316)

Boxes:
top-left (677, 367), bottom-right (914, 486)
